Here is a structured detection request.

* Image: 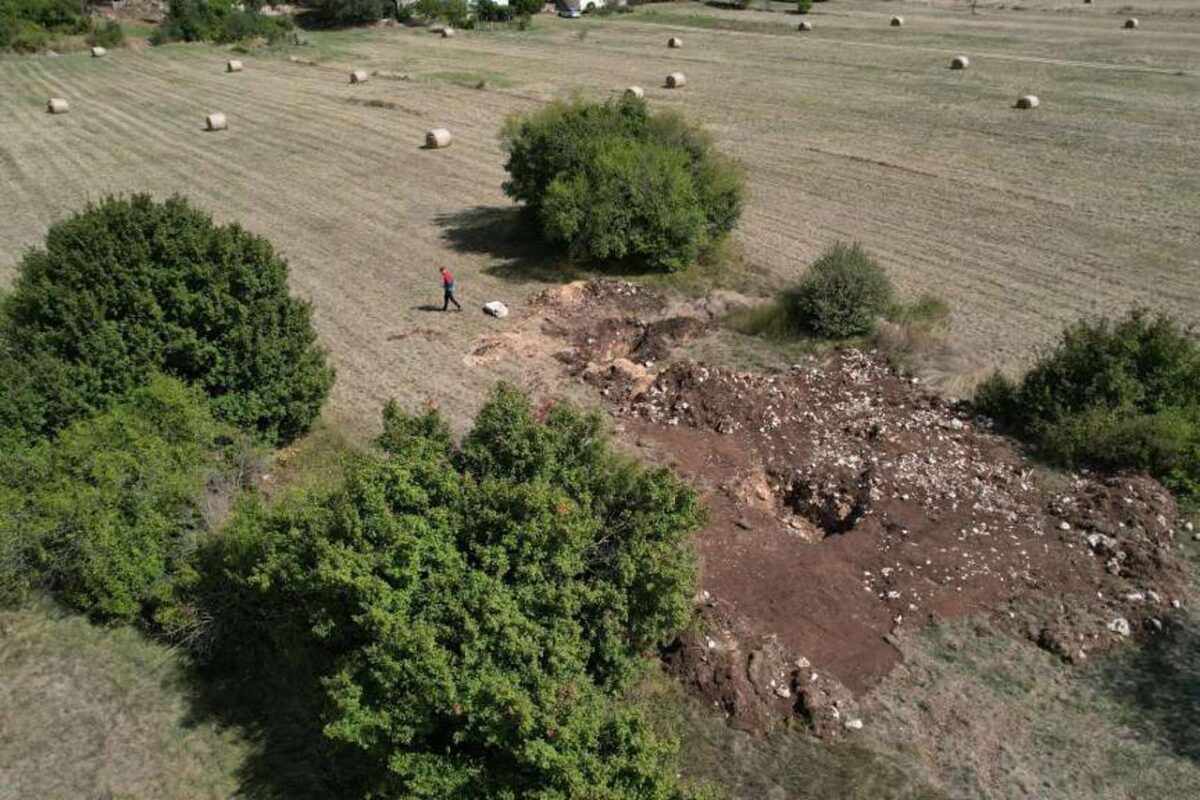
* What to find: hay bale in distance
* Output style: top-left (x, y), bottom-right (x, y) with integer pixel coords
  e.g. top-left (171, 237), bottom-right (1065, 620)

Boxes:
top-left (426, 128), bottom-right (452, 149)
top-left (625, 86), bottom-right (645, 99)
top-left (1124, 18), bottom-right (1139, 29)
top-left (668, 37), bottom-right (682, 48)
top-left (951, 55), bottom-right (970, 70)
top-left (442, 27), bottom-right (456, 38)
top-left (1015, 95), bottom-right (1040, 109)
top-left (665, 72), bottom-right (686, 89)
top-left (227, 60), bottom-right (243, 73)
top-left (797, 21), bottom-right (813, 32)
top-left (91, 46), bottom-right (106, 57)
top-left (47, 98), bottom-right (69, 114)
top-left (350, 69), bottom-right (370, 84)
top-left (205, 112), bottom-right (228, 131)
top-left (891, 16), bottom-right (904, 27)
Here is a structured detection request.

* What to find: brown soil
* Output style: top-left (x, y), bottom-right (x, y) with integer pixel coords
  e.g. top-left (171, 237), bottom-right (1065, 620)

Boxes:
top-left (539, 281), bottom-right (1191, 734)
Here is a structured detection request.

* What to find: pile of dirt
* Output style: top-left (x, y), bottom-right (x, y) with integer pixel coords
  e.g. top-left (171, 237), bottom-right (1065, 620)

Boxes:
top-left (531, 281), bottom-right (1191, 734)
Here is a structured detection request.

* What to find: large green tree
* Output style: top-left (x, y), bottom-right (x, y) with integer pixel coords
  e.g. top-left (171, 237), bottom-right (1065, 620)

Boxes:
top-left (1, 194), bottom-right (332, 444)
top-left (202, 385), bottom-right (709, 798)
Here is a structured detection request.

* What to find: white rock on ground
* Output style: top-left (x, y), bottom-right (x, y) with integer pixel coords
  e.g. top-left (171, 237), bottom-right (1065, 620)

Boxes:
top-left (1107, 617), bottom-right (1132, 637)
top-left (483, 301), bottom-right (509, 318)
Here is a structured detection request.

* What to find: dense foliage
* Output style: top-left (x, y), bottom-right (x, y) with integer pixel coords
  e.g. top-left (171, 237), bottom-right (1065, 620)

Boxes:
top-left (0, 0), bottom-right (89, 51)
top-left (976, 309), bottom-right (1200, 497)
top-left (305, 0), bottom-right (388, 26)
top-left (0, 194), bottom-right (333, 444)
top-left (412, 0), bottom-right (470, 28)
top-left (153, 0), bottom-right (292, 44)
top-left (501, 96), bottom-right (743, 272)
top-left (86, 17), bottom-right (124, 48)
top-left (0, 377), bottom-right (227, 621)
top-left (787, 242), bottom-right (894, 338)
top-left (200, 385), bottom-right (708, 798)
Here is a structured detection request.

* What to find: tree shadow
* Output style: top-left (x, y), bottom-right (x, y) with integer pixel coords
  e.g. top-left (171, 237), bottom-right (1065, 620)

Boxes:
top-left (435, 205), bottom-right (572, 284)
top-left (1092, 610), bottom-right (1200, 763)
top-left (436, 205), bottom-right (669, 284)
top-left (178, 574), bottom-right (376, 798)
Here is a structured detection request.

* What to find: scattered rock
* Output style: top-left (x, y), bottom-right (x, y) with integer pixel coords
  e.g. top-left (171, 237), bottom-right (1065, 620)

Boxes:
top-left (1107, 617), bottom-right (1132, 637)
top-left (482, 300), bottom-right (509, 318)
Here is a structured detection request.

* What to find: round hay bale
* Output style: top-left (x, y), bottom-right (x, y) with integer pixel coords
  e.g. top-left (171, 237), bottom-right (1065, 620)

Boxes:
top-left (890, 16), bottom-right (904, 27)
top-left (205, 112), bottom-right (228, 131)
top-left (665, 72), bottom-right (686, 89)
top-left (951, 55), bottom-right (969, 70)
top-left (47, 97), bottom-right (69, 114)
top-left (1124, 18), bottom-right (1139, 29)
top-left (1015, 94), bottom-right (1040, 109)
top-left (668, 37), bottom-right (682, 48)
top-left (442, 27), bottom-right (456, 38)
top-left (426, 128), bottom-right (452, 149)
top-left (625, 86), bottom-right (645, 99)
top-left (350, 69), bottom-right (370, 84)
top-left (90, 46), bottom-right (106, 57)
top-left (227, 59), bottom-right (243, 73)
top-left (797, 21), bottom-right (813, 32)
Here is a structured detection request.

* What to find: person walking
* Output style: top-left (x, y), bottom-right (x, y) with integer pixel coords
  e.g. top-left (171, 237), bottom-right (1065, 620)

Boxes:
top-left (440, 266), bottom-right (462, 312)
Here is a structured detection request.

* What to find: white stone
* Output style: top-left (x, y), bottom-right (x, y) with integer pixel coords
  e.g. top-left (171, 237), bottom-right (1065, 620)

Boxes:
top-left (482, 300), bottom-right (509, 318)
top-left (1107, 617), bottom-right (1132, 637)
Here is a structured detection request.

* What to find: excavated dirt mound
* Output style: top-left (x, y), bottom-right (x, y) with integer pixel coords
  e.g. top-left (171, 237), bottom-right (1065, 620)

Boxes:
top-left (533, 281), bottom-right (1191, 733)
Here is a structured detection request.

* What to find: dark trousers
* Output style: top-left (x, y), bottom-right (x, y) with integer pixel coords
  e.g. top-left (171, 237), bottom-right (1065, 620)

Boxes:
top-left (442, 289), bottom-right (461, 311)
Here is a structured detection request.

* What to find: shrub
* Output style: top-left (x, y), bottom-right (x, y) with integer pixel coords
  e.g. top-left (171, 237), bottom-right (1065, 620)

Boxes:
top-left (306, 0), bottom-right (387, 26)
top-left (198, 384), bottom-right (708, 797)
top-left (0, 0), bottom-right (89, 51)
top-left (475, 0), bottom-right (513, 22)
top-left (0, 377), bottom-right (229, 621)
top-left (86, 18), bottom-right (124, 48)
top-left (153, 0), bottom-right (292, 44)
top-left (413, 0), bottom-right (469, 27)
top-left (1, 194), bottom-right (333, 444)
top-left (540, 136), bottom-right (707, 273)
top-left (975, 309), bottom-right (1200, 496)
top-left (796, 0), bottom-right (812, 13)
top-left (501, 96), bottom-right (743, 272)
top-left (787, 242), bottom-right (894, 338)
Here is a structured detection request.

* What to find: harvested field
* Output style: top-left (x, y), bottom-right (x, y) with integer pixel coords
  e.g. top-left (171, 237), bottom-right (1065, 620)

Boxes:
top-left (1, 1), bottom-right (1198, 435)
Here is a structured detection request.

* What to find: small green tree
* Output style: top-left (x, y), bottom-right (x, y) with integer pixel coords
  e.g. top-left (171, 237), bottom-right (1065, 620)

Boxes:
top-left (1, 194), bottom-right (333, 444)
top-left (501, 96), bottom-right (743, 273)
top-left (0, 376), bottom-right (228, 620)
top-left (200, 385), bottom-right (708, 797)
top-left (788, 242), bottom-right (894, 338)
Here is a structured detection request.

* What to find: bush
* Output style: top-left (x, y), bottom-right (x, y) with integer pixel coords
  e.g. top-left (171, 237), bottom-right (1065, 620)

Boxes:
top-left (975, 309), bottom-right (1200, 497)
top-left (85, 18), bottom-right (124, 48)
top-left (475, 0), bottom-right (513, 22)
top-left (0, 194), bottom-right (333, 444)
top-left (0, 377), bottom-right (229, 621)
top-left (0, 0), bottom-right (89, 51)
top-left (501, 96), bottom-right (743, 272)
top-left (796, 0), bottom-right (812, 12)
top-left (787, 242), bottom-right (893, 338)
top-left (198, 384), bottom-right (708, 797)
top-left (306, 0), bottom-right (387, 26)
top-left (413, 0), bottom-right (469, 27)
top-left (153, 0), bottom-right (292, 44)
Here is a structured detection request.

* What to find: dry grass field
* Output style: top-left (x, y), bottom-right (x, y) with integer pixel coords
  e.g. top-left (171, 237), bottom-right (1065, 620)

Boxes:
top-left (2, 0), bottom-right (1198, 434)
